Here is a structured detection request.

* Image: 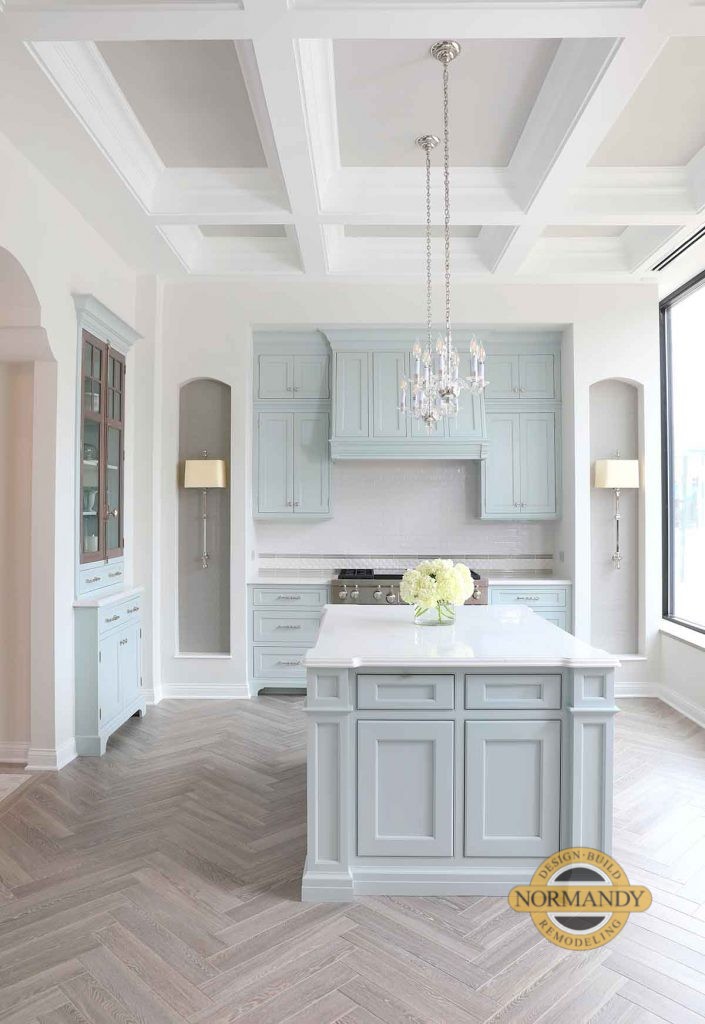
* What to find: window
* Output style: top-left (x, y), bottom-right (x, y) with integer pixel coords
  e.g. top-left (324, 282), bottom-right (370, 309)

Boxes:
top-left (661, 273), bottom-right (705, 633)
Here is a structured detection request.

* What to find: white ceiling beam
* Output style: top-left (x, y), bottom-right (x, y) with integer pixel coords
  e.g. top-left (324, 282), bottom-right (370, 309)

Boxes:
top-left (252, 6), bottom-right (329, 274)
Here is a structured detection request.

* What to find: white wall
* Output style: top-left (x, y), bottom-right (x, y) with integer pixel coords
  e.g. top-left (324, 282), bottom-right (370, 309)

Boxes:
top-left (157, 279), bottom-right (661, 697)
top-left (255, 460), bottom-right (554, 559)
top-left (0, 130), bottom-right (138, 764)
top-left (661, 635), bottom-right (705, 726)
top-left (0, 362), bottom-right (33, 755)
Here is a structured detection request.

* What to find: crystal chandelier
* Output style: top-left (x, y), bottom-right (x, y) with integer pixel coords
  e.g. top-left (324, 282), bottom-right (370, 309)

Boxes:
top-left (399, 41), bottom-right (487, 430)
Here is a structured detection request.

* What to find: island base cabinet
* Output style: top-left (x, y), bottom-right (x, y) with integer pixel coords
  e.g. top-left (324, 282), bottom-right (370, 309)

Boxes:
top-left (357, 720), bottom-right (454, 857)
top-left (464, 720), bottom-right (561, 857)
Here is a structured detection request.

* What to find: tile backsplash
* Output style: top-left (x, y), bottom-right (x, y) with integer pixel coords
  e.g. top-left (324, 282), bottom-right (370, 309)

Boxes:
top-left (254, 460), bottom-right (556, 574)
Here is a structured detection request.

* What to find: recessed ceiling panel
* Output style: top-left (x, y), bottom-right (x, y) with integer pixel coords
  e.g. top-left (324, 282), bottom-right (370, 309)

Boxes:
top-left (334, 39), bottom-right (560, 167)
top-left (344, 225), bottom-right (481, 238)
top-left (98, 41), bottom-right (266, 168)
top-left (200, 225), bottom-right (287, 238)
top-left (592, 38), bottom-right (705, 167)
top-left (542, 225), bottom-right (625, 237)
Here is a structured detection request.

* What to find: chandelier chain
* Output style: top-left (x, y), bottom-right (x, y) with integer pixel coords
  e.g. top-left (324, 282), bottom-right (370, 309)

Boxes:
top-left (425, 142), bottom-right (432, 346)
top-left (443, 60), bottom-right (451, 342)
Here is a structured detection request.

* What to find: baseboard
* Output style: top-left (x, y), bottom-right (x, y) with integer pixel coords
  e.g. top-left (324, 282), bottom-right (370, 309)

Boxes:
top-left (615, 682), bottom-right (660, 698)
top-left (0, 741), bottom-right (29, 765)
top-left (25, 739), bottom-right (78, 772)
top-left (160, 682), bottom-right (250, 700)
top-left (659, 686), bottom-right (705, 730)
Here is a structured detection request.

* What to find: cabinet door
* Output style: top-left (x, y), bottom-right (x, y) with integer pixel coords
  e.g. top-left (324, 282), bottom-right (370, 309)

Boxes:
top-left (293, 412), bottom-right (330, 515)
top-left (537, 610), bottom-right (568, 631)
top-left (372, 352), bottom-right (407, 438)
top-left (293, 355), bottom-right (329, 399)
top-left (257, 355), bottom-right (293, 399)
top-left (80, 332), bottom-right (106, 563)
top-left (118, 625), bottom-right (141, 706)
top-left (334, 352), bottom-right (369, 438)
top-left (257, 412), bottom-right (293, 514)
top-left (483, 353), bottom-right (519, 399)
top-left (358, 720), bottom-right (453, 856)
top-left (465, 720), bottom-right (560, 857)
top-left (519, 353), bottom-right (557, 400)
top-left (520, 412), bottom-right (556, 516)
top-left (483, 413), bottom-right (521, 515)
top-left (98, 631), bottom-right (121, 724)
top-left (104, 350), bottom-right (124, 560)
top-left (448, 352), bottom-right (484, 439)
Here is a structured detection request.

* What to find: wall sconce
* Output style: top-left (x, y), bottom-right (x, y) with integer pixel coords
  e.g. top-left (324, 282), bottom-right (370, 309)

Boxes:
top-left (593, 453), bottom-right (640, 569)
top-left (183, 451), bottom-right (227, 569)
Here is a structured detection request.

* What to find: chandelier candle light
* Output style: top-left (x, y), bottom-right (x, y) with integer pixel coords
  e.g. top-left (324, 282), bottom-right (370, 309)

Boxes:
top-left (399, 41), bottom-right (487, 431)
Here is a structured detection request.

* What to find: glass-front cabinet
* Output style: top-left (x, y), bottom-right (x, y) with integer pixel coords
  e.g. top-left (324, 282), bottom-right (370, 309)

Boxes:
top-left (80, 330), bottom-right (125, 563)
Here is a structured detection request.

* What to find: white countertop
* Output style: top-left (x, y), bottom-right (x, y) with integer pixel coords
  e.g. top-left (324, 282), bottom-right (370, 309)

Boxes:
top-left (73, 585), bottom-right (144, 609)
top-left (304, 604), bottom-right (618, 669)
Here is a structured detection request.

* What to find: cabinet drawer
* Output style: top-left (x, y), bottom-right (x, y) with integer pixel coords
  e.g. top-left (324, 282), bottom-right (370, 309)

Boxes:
top-left (252, 646), bottom-right (307, 680)
top-left (98, 596), bottom-right (143, 635)
top-left (252, 586), bottom-right (328, 608)
top-left (465, 673), bottom-right (562, 710)
top-left (490, 587), bottom-right (567, 608)
top-left (78, 561), bottom-right (125, 595)
top-left (537, 610), bottom-right (568, 631)
top-left (357, 674), bottom-right (454, 710)
top-left (252, 610), bottom-right (321, 644)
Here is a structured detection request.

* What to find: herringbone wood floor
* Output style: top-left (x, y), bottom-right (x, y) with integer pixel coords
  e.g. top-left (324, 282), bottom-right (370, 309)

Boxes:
top-left (0, 697), bottom-right (703, 1023)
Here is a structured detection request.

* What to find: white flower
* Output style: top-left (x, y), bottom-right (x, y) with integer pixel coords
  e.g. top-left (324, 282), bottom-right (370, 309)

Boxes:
top-left (400, 559), bottom-right (475, 609)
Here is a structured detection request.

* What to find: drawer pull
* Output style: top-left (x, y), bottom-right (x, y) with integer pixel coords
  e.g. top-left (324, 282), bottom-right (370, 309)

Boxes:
top-left (276, 624), bottom-right (302, 630)
top-left (277, 659), bottom-right (301, 666)
top-left (517, 596), bottom-right (540, 602)
top-left (86, 576), bottom-right (102, 584)
top-left (127, 606), bottom-right (140, 614)
top-left (276, 595), bottom-right (301, 601)
top-left (105, 614), bottom-right (120, 623)
top-left (119, 638), bottom-right (128, 646)
top-left (108, 571), bottom-right (122, 579)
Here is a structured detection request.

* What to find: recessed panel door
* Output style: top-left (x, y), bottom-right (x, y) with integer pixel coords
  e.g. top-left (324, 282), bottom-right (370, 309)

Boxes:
top-left (98, 632), bottom-right (121, 725)
top-left (293, 412), bottom-right (330, 515)
top-left (483, 413), bottom-right (521, 515)
top-left (448, 352), bottom-right (484, 440)
top-left (358, 720), bottom-right (454, 856)
top-left (293, 355), bottom-right (329, 399)
top-left (483, 353), bottom-right (519, 399)
top-left (334, 352), bottom-right (369, 438)
top-left (518, 353), bottom-right (557, 400)
top-left (372, 352), bottom-right (407, 438)
top-left (520, 412), bottom-right (556, 516)
top-left (257, 355), bottom-right (293, 399)
top-left (118, 625), bottom-right (141, 706)
top-left (465, 719), bottom-right (560, 857)
top-left (257, 412), bottom-right (293, 514)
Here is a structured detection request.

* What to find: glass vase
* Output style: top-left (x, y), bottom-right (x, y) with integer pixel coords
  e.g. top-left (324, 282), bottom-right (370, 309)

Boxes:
top-left (414, 601), bottom-right (456, 626)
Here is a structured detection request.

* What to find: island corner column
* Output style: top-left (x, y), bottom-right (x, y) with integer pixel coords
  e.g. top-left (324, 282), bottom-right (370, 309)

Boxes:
top-left (565, 667), bottom-right (618, 853)
top-left (301, 668), bottom-right (355, 902)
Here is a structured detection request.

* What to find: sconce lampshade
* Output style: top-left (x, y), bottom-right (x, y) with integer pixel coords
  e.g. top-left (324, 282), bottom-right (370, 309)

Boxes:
top-left (594, 459), bottom-right (640, 489)
top-left (183, 459), bottom-right (227, 489)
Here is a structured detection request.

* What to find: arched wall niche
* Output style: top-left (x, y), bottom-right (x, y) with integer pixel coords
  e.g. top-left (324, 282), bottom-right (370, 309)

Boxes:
top-left (178, 378), bottom-right (231, 654)
top-left (0, 247), bottom-right (56, 762)
top-left (589, 377), bottom-right (641, 655)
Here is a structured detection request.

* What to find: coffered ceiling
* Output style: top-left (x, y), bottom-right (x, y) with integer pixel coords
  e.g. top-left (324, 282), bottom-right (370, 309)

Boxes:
top-left (2, 0), bottom-right (705, 280)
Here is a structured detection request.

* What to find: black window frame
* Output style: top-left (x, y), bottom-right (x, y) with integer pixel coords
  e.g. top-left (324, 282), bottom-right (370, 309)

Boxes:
top-left (660, 267), bottom-right (705, 636)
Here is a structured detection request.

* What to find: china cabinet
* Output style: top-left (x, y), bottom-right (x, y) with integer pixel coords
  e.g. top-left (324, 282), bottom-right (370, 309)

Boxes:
top-left (73, 295), bottom-right (144, 757)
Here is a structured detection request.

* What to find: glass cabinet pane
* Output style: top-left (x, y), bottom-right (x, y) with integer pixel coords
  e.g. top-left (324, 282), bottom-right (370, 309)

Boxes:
top-left (106, 425), bottom-right (122, 552)
top-left (81, 417), bottom-right (101, 556)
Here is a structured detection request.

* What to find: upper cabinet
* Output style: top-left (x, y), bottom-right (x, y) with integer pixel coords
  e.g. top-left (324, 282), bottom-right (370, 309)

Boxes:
top-left (326, 330), bottom-right (487, 459)
top-left (253, 333), bottom-right (332, 520)
top-left (74, 296), bottom-right (140, 595)
top-left (256, 352), bottom-right (329, 400)
top-left (484, 350), bottom-right (559, 401)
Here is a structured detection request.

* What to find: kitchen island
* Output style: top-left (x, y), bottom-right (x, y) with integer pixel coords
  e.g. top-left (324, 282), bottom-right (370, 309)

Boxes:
top-left (302, 604), bottom-right (620, 902)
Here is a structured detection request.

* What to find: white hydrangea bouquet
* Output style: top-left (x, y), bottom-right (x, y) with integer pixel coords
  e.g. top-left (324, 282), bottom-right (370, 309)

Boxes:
top-left (400, 559), bottom-right (475, 626)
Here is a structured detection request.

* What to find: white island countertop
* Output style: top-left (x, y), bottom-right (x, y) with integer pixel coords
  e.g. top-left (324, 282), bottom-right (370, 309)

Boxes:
top-left (304, 604), bottom-right (619, 670)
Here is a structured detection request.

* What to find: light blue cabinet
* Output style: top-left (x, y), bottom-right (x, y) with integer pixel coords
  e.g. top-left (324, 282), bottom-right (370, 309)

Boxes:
top-left (484, 351), bottom-right (558, 401)
top-left (334, 351), bottom-right (369, 438)
top-left (372, 352), bottom-right (407, 438)
top-left (256, 411), bottom-right (330, 518)
top-left (464, 719), bottom-right (561, 857)
top-left (489, 583), bottom-right (572, 633)
top-left (482, 410), bottom-right (558, 519)
top-left (256, 353), bottom-right (329, 400)
top-left (249, 584), bottom-right (329, 694)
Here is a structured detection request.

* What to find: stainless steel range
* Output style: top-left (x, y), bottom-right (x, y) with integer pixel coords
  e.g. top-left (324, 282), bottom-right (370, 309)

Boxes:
top-left (331, 568), bottom-right (488, 605)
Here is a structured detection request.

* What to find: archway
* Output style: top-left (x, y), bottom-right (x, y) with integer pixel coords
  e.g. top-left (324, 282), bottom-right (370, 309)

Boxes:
top-left (0, 247), bottom-right (56, 766)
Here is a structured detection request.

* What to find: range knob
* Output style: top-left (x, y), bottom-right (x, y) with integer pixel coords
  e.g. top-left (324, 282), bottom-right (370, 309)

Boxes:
top-left (373, 587), bottom-right (384, 601)
top-left (350, 586), bottom-right (360, 601)
top-left (338, 586), bottom-right (349, 600)
top-left (385, 589), bottom-right (398, 604)
top-left (472, 587), bottom-right (482, 601)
